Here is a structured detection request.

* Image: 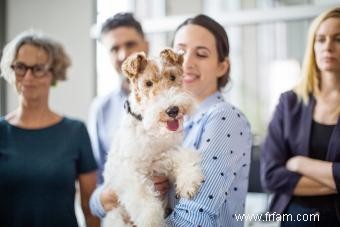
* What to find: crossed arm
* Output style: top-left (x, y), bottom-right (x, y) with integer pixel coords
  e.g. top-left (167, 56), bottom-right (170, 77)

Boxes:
top-left (286, 156), bottom-right (337, 196)
top-left (261, 92), bottom-right (338, 197)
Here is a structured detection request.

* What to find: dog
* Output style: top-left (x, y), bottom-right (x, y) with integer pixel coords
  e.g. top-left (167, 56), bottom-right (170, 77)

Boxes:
top-left (102, 48), bottom-right (204, 227)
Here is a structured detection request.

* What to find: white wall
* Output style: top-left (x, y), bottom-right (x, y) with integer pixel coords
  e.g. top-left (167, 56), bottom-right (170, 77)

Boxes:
top-left (5, 0), bottom-right (96, 122)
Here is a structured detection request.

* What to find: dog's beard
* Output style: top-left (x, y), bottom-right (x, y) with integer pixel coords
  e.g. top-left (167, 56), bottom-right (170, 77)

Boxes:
top-left (142, 88), bottom-right (195, 135)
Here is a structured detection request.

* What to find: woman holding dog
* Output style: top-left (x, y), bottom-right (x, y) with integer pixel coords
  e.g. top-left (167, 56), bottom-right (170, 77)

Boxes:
top-left (165, 14), bottom-right (252, 227)
top-left (261, 7), bottom-right (340, 226)
top-left (92, 14), bottom-right (252, 226)
top-left (0, 31), bottom-right (99, 227)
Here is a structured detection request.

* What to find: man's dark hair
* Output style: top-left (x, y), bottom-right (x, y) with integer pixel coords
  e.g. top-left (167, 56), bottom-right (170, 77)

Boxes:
top-left (100, 12), bottom-right (144, 38)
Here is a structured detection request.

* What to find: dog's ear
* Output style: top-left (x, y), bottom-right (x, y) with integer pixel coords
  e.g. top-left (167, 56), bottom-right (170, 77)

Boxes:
top-left (122, 52), bottom-right (148, 79)
top-left (160, 48), bottom-right (183, 66)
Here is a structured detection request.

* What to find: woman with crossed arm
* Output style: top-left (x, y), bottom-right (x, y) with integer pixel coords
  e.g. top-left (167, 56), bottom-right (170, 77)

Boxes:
top-left (261, 7), bottom-right (340, 227)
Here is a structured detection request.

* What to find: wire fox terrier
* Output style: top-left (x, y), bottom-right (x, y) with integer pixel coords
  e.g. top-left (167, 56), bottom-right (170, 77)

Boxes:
top-left (102, 48), bottom-right (204, 227)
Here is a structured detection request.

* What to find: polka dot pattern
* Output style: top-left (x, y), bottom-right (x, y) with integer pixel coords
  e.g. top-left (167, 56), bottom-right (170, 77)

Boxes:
top-left (166, 92), bottom-right (251, 227)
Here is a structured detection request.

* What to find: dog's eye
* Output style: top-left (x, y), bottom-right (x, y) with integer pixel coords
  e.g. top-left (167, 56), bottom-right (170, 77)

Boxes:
top-left (169, 74), bottom-right (176, 81)
top-left (145, 80), bottom-right (153, 87)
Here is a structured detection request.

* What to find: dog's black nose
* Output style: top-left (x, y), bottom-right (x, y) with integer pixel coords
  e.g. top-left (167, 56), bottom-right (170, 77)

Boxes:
top-left (166, 106), bottom-right (179, 118)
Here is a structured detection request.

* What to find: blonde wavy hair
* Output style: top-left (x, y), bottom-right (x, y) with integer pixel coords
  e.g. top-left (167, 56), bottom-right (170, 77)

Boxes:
top-left (294, 7), bottom-right (340, 114)
top-left (0, 30), bottom-right (71, 86)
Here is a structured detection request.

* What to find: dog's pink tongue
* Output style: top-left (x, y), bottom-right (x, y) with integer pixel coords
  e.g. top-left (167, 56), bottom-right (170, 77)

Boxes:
top-left (166, 119), bottom-right (179, 131)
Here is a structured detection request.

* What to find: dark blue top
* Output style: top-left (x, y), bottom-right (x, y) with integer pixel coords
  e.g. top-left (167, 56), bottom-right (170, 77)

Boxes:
top-left (260, 90), bottom-right (340, 214)
top-left (292, 120), bottom-right (336, 207)
top-left (0, 117), bottom-right (97, 227)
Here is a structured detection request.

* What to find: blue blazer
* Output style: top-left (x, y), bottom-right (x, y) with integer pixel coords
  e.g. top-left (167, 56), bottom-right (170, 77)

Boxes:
top-left (260, 90), bottom-right (340, 214)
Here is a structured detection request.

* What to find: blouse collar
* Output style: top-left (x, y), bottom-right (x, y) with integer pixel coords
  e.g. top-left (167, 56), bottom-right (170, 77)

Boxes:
top-left (187, 91), bottom-right (225, 124)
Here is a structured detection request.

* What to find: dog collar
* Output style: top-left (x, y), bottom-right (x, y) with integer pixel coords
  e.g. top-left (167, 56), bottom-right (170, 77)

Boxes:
top-left (124, 100), bottom-right (143, 121)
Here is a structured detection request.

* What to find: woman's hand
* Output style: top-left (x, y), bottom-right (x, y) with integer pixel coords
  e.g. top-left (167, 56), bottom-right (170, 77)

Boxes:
top-left (286, 156), bottom-right (306, 172)
top-left (152, 176), bottom-right (170, 199)
top-left (100, 187), bottom-right (119, 212)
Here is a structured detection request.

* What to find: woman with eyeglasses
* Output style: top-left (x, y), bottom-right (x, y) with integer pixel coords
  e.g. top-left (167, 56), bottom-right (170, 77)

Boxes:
top-left (0, 31), bottom-right (99, 227)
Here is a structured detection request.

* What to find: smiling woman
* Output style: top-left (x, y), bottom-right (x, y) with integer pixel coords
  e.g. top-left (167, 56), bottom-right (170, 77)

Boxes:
top-left (166, 14), bottom-right (252, 227)
top-left (0, 31), bottom-right (100, 227)
top-left (172, 16), bottom-right (230, 103)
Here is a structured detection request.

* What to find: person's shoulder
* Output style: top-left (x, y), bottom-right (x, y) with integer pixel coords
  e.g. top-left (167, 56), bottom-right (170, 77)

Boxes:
top-left (61, 116), bottom-right (87, 131)
top-left (206, 101), bottom-right (250, 126)
top-left (61, 117), bottom-right (93, 149)
top-left (0, 117), bottom-right (7, 128)
top-left (277, 90), bottom-right (308, 112)
top-left (208, 101), bottom-right (243, 117)
top-left (0, 117), bottom-right (12, 129)
top-left (203, 101), bottom-right (252, 142)
top-left (279, 90), bottom-right (299, 103)
top-left (90, 89), bottom-right (121, 112)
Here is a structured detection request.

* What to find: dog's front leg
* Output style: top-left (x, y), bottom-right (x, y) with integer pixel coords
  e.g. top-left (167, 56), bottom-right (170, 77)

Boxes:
top-left (170, 147), bottom-right (204, 199)
top-left (119, 169), bottom-right (165, 227)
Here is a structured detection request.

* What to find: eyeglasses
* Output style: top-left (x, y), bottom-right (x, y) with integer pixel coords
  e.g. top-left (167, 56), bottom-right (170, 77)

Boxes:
top-left (11, 63), bottom-right (51, 78)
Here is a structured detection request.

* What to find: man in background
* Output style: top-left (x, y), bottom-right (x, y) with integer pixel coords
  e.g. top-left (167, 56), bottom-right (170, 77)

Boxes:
top-left (88, 12), bottom-right (148, 184)
top-left (88, 12), bottom-right (168, 218)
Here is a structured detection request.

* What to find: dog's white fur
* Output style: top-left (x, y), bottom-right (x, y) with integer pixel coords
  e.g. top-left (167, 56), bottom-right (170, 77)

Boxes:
top-left (102, 49), bottom-right (203, 227)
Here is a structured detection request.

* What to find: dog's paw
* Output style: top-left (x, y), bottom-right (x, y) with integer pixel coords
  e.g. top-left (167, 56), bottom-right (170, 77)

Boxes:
top-left (176, 172), bottom-right (204, 199)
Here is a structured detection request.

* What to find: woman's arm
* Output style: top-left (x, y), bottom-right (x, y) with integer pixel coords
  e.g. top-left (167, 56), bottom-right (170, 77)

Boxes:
top-left (260, 92), bottom-right (301, 194)
top-left (79, 171), bottom-right (101, 227)
top-left (287, 156), bottom-right (337, 191)
top-left (292, 176), bottom-right (336, 196)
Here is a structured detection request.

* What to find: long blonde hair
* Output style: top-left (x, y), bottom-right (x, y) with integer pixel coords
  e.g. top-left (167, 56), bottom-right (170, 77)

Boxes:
top-left (294, 7), bottom-right (340, 112)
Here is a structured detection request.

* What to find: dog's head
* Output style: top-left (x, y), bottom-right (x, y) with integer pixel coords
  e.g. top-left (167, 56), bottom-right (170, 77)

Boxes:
top-left (122, 48), bottom-right (194, 135)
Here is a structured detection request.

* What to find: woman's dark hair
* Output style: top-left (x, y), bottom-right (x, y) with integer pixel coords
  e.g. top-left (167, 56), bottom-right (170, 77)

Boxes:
top-left (174, 14), bottom-right (230, 89)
